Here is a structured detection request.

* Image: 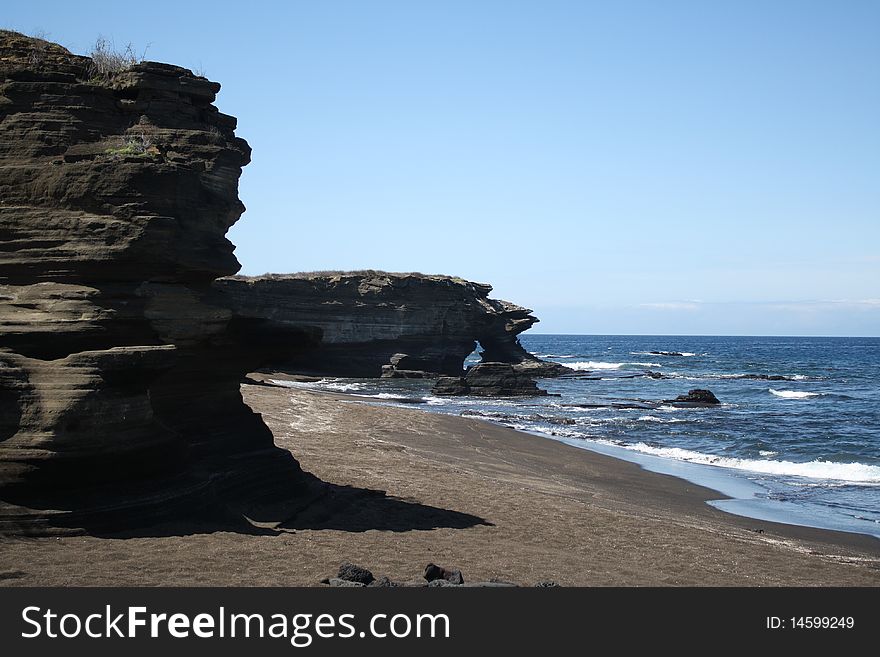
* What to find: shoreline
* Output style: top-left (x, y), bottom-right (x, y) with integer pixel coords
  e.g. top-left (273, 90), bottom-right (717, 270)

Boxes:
top-left (538, 433), bottom-right (880, 540)
top-left (300, 387), bottom-right (879, 556)
top-left (1, 381), bottom-right (878, 586)
top-left (270, 370), bottom-right (880, 542)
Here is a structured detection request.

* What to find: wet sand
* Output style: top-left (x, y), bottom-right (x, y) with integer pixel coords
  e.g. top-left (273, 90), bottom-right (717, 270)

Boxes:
top-left (1, 381), bottom-right (878, 586)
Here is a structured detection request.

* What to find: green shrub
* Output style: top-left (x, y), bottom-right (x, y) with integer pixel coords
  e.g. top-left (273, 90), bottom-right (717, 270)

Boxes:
top-left (106, 133), bottom-right (156, 158)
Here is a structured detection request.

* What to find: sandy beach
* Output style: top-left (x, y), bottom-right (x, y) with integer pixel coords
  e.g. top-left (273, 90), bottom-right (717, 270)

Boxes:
top-left (1, 379), bottom-right (879, 587)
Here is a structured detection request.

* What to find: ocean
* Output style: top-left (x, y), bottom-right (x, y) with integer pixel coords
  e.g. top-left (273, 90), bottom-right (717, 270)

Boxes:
top-left (274, 335), bottom-right (880, 539)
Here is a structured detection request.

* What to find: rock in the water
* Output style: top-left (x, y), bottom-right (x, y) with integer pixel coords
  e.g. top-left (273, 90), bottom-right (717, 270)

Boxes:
top-left (546, 416), bottom-right (576, 426)
top-left (337, 562), bottom-right (375, 585)
top-left (0, 31), bottom-right (317, 534)
top-left (424, 563), bottom-right (464, 585)
top-left (433, 363), bottom-right (548, 397)
top-left (215, 273), bottom-right (569, 378)
top-left (432, 377), bottom-right (472, 396)
top-left (729, 373), bottom-right (794, 381)
top-left (666, 389), bottom-right (720, 405)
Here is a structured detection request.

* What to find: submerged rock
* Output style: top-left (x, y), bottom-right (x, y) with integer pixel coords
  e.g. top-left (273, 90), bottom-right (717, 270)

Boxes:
top-left (731, 373), bottom-right (796, 381)
top-left (644, 370), bottom-right (668, 379)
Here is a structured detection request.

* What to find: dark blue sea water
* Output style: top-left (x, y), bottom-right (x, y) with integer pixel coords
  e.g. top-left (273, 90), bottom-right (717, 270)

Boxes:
top-left (276, 335), bottom-right (880, 538)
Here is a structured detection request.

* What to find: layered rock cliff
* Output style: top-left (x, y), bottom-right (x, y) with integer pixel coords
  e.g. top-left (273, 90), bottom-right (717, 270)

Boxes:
top-left (215, 272), bottom-right (567, 378)
top-left (0, 32), bottom-right (316, 533)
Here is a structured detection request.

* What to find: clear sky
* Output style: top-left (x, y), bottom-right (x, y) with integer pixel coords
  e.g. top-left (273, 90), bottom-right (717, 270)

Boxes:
top-left (6, 1), bottom-right (879, 335)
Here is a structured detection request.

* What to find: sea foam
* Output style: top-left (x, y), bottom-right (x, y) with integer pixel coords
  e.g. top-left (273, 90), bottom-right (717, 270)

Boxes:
top-left (563, 360), bottom-right (663, 371)
top-left (769, 389), bottom-right (821, 399)
top-left (362, 393), bottom-right (411, 400)
top-left (564, 361), bottom-right (624, 370)
top-left (270, 378), bottom-right (369, 393)
top-left (621, 443), bottom-right (880, 484)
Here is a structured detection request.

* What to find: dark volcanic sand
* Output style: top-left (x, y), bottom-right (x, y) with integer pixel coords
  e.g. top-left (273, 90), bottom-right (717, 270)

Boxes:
top-left (1, 381), bottom-right (878, 586)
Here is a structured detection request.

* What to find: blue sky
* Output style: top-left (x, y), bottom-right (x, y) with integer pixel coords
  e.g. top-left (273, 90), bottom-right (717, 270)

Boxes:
top-left (6, 1), bottom-right (879, 335)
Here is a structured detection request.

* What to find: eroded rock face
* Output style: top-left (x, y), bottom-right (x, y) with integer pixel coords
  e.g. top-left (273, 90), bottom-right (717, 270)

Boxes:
top-left (0, 32), bottom-right (313, 533)
top-left (215, 273), bottom-right (567, 377)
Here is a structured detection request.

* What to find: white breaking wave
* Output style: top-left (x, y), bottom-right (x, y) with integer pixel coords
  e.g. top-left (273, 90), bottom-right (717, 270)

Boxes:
top-left (268, 378), bottom-right (368, 392)
top-left (535, 354), bottom-right (578, 359)
top-left (564, 361), bottom-right (624, 370)
top-left (267, 378), bottom-right (306, 388)
top-left (637, 415), bottom-right (687, 424)
top-left (657, 404), bottom-right (701, 412)
top-left (563, 360), bottom-right (663, 371)
top-left (362, 393), bottom-right (410, 400)
top-left (421, 396), bottom-right (447, 406)
top-left (631, 351), bottom-right (697, 357)
top-left (509, 422), bottom-right (583, 439)
top-left (621, 443), bottom-right (880, 484)
top-left (321, 381), bottom-right (367, 392)
top-left (268, 378), bottom-right (341, 389)
top-left (769, 389), bottom-right (821, 399)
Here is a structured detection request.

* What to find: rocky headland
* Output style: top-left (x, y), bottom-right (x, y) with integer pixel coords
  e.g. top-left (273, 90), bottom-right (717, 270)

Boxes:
top-left (215, 272), bottom-right (568, 379)
top-left (0, 32), bottom-right (318, 534)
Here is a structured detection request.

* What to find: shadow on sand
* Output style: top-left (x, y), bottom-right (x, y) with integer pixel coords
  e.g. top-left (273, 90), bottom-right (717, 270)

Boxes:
top-left (277, 480), bottom-right (493, 533)
top-left (1, 468), bottom-right (491, 539)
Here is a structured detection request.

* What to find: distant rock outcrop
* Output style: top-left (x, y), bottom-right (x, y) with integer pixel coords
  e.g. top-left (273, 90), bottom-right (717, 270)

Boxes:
top-left (215, 272), bottom-right (568, 378)
top-left (0, 32), bottom-right (317, 533)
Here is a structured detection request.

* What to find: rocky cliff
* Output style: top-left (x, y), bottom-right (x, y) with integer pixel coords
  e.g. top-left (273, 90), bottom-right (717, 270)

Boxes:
top-left (215, 272), bottom-right (567, 378)
top-left (0, 32), bottom-right (316, 534)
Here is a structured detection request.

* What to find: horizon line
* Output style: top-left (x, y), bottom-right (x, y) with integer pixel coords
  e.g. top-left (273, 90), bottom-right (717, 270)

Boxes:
top-left (525, 333), bottom-right (880, 339)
